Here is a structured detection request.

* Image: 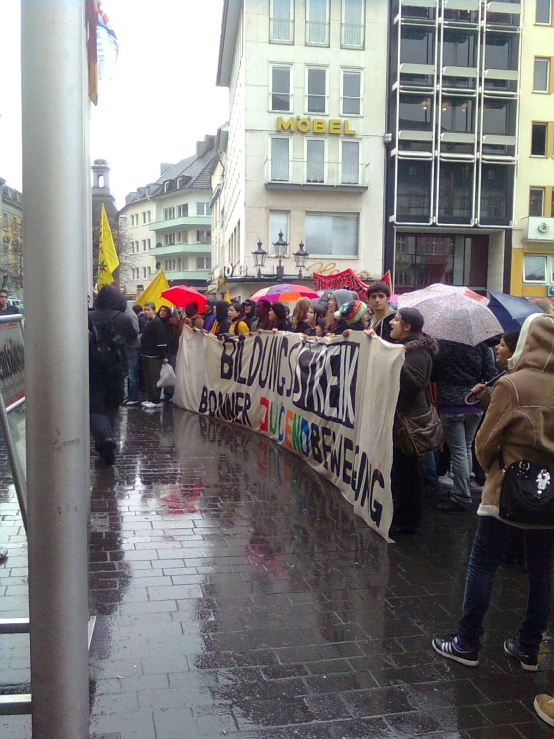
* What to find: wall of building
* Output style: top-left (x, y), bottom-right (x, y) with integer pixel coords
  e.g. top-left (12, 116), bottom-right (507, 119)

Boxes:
top-left (511, 0), bottom-right (554, 297)
top-left (119, 200), bottom-right (156, 294)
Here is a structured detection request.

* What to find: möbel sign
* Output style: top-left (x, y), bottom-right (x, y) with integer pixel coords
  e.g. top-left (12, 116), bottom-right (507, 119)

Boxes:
top-left (277, 117), bottom-right (357, 135)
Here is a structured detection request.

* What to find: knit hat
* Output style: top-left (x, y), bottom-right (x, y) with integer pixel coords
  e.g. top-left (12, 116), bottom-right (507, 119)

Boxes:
top-left (334, 300), bottom-right (367, 325)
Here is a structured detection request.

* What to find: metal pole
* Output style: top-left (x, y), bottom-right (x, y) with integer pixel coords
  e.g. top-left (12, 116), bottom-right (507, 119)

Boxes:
top-left (21, 1), bottom-right (90, 737)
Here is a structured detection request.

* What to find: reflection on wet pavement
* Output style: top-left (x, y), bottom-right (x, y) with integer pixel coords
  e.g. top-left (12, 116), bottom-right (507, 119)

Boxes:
top-left (2, 404), bottom-right (554, 738)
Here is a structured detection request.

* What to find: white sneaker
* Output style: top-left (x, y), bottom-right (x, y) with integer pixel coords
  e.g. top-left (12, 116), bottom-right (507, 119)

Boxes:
top-left (534, 695), bottom-right (554, 727)
top-left (141, 401), bottom-right (155, 408)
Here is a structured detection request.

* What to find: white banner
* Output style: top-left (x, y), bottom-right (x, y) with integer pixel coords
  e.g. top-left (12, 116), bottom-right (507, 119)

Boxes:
top-left (173, 328), bottom-right (404, 541)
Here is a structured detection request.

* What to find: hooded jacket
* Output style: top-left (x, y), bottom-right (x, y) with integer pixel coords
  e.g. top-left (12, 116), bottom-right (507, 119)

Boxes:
top-left (396, 333), bottom-right (439, 418)
top-left (210, 300), bottom-right (231, 336)
top-left (369, 305), bottom-right (396, 343)
top-left (90, 286), bottom-right (137, 345)
top-left (433, 340), bottom-right (498, 409)
top-left (476, 313), bottom-right (554, 526)
top-left (241, 300), bottom-right (257, 329)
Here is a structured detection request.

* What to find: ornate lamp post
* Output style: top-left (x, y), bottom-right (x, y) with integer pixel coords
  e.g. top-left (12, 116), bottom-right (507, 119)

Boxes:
top-left (251, 239), bottom-right (268, 279)
top-left (293, 241), bottom-right (309, 279)
top-left (272, 231), bottom-right (288, 281)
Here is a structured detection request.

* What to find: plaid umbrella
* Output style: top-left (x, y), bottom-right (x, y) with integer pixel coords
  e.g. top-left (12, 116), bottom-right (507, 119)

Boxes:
top-left (397, 285), bottom-right (502, 346)
top-left (250, 283), bottom-right (319, 302)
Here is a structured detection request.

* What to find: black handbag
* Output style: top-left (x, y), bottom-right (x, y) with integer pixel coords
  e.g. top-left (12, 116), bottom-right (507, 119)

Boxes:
top-left (498, 449), bottom-right (554, 525)
top-left (393, 401), bottom-right (444, 458)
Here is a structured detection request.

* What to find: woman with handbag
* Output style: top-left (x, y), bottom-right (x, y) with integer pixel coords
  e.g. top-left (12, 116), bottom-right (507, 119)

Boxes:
top-left (386, 308), bottom-right (439, 534)
top-left (433, 313), bottom-right (554, 671)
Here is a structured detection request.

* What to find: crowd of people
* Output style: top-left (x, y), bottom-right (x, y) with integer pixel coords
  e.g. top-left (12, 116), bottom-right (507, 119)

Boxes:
top-left (82, 281), bottom-right (554, 726)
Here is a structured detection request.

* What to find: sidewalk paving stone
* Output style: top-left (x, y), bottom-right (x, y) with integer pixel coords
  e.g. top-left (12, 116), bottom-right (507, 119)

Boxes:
top-left (2, 404), bottom-right (554, 738)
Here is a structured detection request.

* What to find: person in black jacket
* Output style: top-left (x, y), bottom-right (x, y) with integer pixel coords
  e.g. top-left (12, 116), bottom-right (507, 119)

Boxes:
top-left (433, 340), bottom-right (497, 512)
top-left (269, 303), bottom-right (290, 331)
top-left (140, 301), bottom-right (168, 408)
top-left (367, 281), bottom-right (396, 342)
top-left (241, 299), bottom-right (257, 329)
top-left (89, 285), bottom-right (137, 464)
top-left (382, 308), bottom-right (438, 533)
top-left (158, 305), bottom-right (180, 401)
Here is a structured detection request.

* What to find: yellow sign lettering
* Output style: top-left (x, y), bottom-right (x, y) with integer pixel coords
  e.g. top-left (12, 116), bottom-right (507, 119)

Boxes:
top-left (329, 119), bottom-right (341, 135)
top-left (297, 117), bottom-right (311, 133)
top-left (344, 121), bottom-right (357, 136)
top-left (277, 117), bottom-right (295, 132)
top-left (312, 119), bottom-right (326, 133)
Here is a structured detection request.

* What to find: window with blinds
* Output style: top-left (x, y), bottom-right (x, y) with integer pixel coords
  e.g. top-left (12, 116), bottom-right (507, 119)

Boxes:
top-left (306, 0), bottom-right (329, 45)
top-left (305, 213), bottom-right (359, 256)
top-left (271, 138), bottom-right (290, 181)
top-left (270, 0), bottom-right (294, 42)
top-left (269, 211), bottom-right (290, 253)
top-left (342, 0), bottom-right (364, 48)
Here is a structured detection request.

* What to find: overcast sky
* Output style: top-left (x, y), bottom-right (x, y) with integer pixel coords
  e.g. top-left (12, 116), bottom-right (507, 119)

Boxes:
top-left (0, 0), bottom-right (229, 208)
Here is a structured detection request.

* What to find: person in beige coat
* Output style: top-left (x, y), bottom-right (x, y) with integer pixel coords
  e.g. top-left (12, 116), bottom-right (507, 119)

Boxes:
top-left (433, 313), bottom-right (554, 671)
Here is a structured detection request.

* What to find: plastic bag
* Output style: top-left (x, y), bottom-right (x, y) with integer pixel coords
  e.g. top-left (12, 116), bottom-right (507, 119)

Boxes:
top-left (157, 362), bottom-right (177, 388)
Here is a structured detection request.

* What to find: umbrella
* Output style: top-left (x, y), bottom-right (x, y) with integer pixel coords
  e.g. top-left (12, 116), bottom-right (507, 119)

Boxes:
top-left (397, 287), bottom-right (503, 346)
top-left (398, 283), bottom-right (488, 306)
top-left (250, 283), bottom-right (319, 302)
top-left (488, 291), bottom-right (543, 331)
top-left (161, 285), bottom-right (207, 311)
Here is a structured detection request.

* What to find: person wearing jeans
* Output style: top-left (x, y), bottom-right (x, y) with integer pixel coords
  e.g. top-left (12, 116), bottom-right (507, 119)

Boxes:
top-left (433, 340), bottom-right (497, 512)
top-left (433, 314), bottom-right (554, 671)
top-left (140, 301), bottom-right (168, 408)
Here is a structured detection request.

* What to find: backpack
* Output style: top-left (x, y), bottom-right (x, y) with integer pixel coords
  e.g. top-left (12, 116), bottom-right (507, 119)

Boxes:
top-left (89, 312), bottom-right (128, 378)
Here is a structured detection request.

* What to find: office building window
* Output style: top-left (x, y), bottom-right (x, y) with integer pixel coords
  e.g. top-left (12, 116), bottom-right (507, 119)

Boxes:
top-left (306, 140), bottom-right (325, 183)
top-left (270, 0), bottom-right (293, 42)
top-left (270, 138), bottom-right (290, 181)
top-left (523, 255), bottom-right (546, 283)
top-left (534, 58), bottom-right (550, 92)
top-left (438, 162), bottom-right (473, 223)
top-left (480, 164), bottom-right (512, 223)
top-left (306, 0), bottom-right (329, 45)
top-left (271, 65), bottom-right (292, 111)
top-left (177, 204), bottom-right (188, 217)
top-left (400, 26), bottom-right (435, 65)
top-left (341, 140), bottom-right (359, 184)
top-left (305, 213), bottom-right (358, 256)
top-left (306, 68), bottom-right (327, 114)
top-left (531, 123), bottom-right (548, 156)
top-left (269, 211), bottom-right (290, 252)
top-left (196, 202), bottom-right (212, 216)
top-left (530, 187), bottom-right (545, 216)
top-left (342, 0), bottom-right (364, 48)
top-left (442, 29), bottom-right (477, 68)
top-left (396, 161), bottom-right (432, 221)
top-left (485, 33), bottom-right (519, 71)
top-left (341, 70), bottom-right (362, 115)
top-left (399, 95), bottom-right (433, 130)
top-left (536, 0), bottom-right (551, 23)
top-left (482, 99), bottom-right (516, 136)
top-left (440, 98), bottom-right (474, 133)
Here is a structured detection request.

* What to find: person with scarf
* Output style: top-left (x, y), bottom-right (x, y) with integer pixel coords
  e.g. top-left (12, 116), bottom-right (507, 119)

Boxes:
top-left (228, 302), bottom-right (250, 335)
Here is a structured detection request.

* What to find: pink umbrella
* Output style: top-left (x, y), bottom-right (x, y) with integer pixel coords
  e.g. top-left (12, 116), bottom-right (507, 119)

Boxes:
top-left (250, 283), bottom-right (319, 302)
top-left (161, 285), bottom-right (206, 311)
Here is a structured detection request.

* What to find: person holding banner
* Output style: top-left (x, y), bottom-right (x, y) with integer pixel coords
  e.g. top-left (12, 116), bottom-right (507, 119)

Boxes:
top-left (381, 308), bottom-right (439, 533)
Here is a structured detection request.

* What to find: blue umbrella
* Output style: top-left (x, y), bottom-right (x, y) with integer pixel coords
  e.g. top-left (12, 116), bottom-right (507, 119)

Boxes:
top-left (488, 291), bottom-right (543, 331)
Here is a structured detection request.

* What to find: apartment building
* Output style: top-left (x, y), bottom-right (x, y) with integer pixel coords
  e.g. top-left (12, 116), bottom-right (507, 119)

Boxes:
top-left (0, 179), bottom-right (23, 298)
top-left (510, 0), bottom-right (554, 297)
top-left (213, 0), bottom-right (390, 299)
top-left (118, 189), bottom-right (157, 296)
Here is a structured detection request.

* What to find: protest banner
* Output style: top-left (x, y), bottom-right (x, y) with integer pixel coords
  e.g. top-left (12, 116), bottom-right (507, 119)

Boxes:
top-left (173, 328), bottom-right (404, 541)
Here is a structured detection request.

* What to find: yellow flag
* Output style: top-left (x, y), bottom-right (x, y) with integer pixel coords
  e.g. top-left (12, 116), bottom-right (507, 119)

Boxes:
top-left (97, 203), bottom-right (119, 285)
top-left (224, 290), bottom-right (231, 302)
top-left (134, 267), bottom-right (173, 311)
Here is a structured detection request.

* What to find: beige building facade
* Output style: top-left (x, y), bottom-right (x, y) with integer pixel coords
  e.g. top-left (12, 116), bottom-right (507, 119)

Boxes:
top-left (510, 0), bottom-right (554, 297)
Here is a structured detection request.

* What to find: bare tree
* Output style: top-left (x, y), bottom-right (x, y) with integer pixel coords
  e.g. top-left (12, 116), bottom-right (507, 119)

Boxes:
top-left (92, 207), bottom-right (138, 286)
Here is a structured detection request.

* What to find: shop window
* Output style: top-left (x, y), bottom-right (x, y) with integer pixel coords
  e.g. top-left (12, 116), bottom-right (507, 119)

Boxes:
top-left (523, 255), bottom-right (547, 283)
top-left (400, 26), bottom-right (435, 65)
top-left (399, 95), bottom-right (433, 130)
top-left (531, 123), bottom-right (548, 156)
top-left (305, 213), bottom-right (358, 256)
top-left (530, 188), bottom-right (545, 217)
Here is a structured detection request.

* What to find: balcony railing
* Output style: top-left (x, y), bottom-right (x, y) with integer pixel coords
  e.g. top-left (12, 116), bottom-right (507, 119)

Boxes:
top-left (265, 159), bottom-right (369, 189)
top-left (306, 21), bottom-right (328, 44)
top-left (341, 23), bottom-right (364, 47)
top-left (270, 18), bottom-right (292, 42)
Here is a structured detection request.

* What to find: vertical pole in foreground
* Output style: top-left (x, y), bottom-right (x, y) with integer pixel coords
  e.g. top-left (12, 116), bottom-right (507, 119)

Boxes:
top-left (21, 1), bottom-right (90, 737)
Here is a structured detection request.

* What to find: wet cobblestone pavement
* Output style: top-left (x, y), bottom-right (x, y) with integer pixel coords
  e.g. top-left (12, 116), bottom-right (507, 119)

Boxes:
top-left (2, 404), bottom-right (554, 738)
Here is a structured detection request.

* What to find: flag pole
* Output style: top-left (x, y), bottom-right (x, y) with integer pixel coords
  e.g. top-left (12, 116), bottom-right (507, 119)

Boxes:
top-left (21, 1), bottom-right (90, 736)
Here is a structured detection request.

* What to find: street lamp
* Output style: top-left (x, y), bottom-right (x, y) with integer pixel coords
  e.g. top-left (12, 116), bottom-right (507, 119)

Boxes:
top-left (251, 238), bottom-right (268, 279)
top-left (293, 240), bottom-right (309, 279)
top-left (272, 230), bottom-right (288, 281)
